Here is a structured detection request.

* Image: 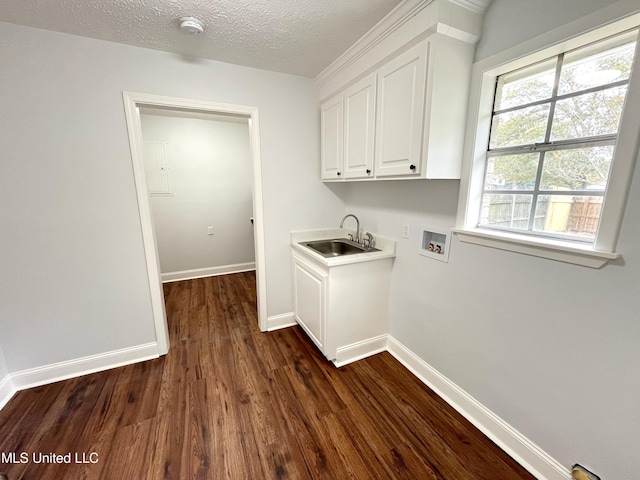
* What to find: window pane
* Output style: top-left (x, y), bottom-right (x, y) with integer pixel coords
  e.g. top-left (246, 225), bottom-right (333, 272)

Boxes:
top-left (495, 59), bottom-right (556, 110)
top-left (485, 153), bottom-right (540, 190)
top-left (480, 194), bottom-right (532, 230)
top-left (533, 195), bottom-right (602, 240)
top-left (490, 104), bottom-right (550, 148)
top-left (559, 36), bottom-right (636, 95)
top-left (550, 86), bottom-right (627, 141)
top-left (540, 146), bottom-right (613, 191)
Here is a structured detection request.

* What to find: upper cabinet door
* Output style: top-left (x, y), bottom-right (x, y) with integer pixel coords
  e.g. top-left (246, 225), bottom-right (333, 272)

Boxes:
top-left (320, 93), bottom-right (344, 180)
top-left (343, 73), bottom-right (376, 179)
top-left (374, 42), bottom-right (428, 177)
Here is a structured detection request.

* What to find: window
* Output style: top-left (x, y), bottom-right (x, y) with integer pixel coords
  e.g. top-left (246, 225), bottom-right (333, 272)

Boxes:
top-left (481, 30), bottom-right (637, 243)
top-left (455, 16), bottom-right (640, 268)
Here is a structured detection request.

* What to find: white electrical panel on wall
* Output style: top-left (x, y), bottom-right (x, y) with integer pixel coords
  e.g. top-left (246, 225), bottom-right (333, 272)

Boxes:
top-left (418, 226), bottom-right (451, 263)
top-left (143, 140), bottom-right (172, 196)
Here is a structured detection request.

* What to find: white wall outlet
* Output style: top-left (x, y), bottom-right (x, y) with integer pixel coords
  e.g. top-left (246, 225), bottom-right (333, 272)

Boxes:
top-left (207, 227), bottom-right (214, 235)
top-left (402, 223), bottom-right (411, 239)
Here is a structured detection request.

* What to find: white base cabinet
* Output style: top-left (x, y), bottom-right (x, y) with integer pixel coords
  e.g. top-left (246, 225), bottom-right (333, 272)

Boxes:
top-left (293, 250), bottom-right (392, 364)
top-left (293, 254), bottom-right (327, 351)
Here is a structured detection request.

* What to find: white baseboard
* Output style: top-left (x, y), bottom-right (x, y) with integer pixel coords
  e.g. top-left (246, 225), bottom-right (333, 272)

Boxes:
top-left (10, 342), bottom-right (160, 391)
top-left (267, 312), bottom-right (297, 331)
top-left (334, 334), bottom-right (388, 367)
top-left (161, 262), bottom-right (256, 283)
top-left (0, 324), bottom-right (568, 480)
top-left (387, 336), bottom-right (570, 480)
top-left (0, 374), bottom-right (16, 410)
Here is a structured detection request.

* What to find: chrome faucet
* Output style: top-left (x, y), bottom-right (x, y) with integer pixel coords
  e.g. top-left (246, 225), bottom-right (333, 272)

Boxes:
top-left (363, 232), bottom-right (374, 249)
top-left (339, 214), bottom-right (360, 244)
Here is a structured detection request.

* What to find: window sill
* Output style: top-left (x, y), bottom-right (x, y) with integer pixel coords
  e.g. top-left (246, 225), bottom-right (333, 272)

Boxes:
top-left (451, 228), bottom-right (619, 268)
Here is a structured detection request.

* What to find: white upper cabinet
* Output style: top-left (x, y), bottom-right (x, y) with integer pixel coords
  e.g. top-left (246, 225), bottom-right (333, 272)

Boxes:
top-left (421, 34), bottom-right (475, 179)
top-left (319, 32), bottom-right (475, 182)
top-left (374, 42), bottom-right (427, 177)
top-left (320, 93), bottom-right (343, 180)
top-left (343, 73), bottom-right (377, 179)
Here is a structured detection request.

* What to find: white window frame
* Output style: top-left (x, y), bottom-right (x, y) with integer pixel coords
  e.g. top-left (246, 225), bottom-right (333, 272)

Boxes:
top-left (454, 11), bottom-right (640, 268)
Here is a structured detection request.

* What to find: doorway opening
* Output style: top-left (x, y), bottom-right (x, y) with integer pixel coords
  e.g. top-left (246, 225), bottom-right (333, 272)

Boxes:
top-left (123, 92), bottom-right (268, 355)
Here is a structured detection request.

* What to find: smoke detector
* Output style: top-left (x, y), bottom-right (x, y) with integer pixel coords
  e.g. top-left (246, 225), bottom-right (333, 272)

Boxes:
top-left (179, 17), bottom-right (204, 34)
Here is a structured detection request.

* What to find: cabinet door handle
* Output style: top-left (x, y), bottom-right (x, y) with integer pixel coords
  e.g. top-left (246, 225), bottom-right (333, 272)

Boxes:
top-left (366, 169), bottom-right (371, 175)
top-left (409, 164), bottom-right (416, 171)
top-left (337, 172), bottom-right (341, 176)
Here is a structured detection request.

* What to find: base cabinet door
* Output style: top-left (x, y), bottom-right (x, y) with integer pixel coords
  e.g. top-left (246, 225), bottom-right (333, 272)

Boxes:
top-left (293, 256), bottom-right (326, 351)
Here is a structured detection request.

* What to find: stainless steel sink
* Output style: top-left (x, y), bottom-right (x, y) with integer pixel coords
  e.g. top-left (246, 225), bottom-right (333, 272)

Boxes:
top-left (301, 238), bottom-right (379, 257)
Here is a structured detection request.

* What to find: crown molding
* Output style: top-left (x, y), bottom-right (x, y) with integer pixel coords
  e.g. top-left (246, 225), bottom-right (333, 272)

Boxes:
top-left (449, 0), bottom-right (492, 14)
top-left (315, 0), bottom-right (435, 87)
top-left (315, 0), bottom-right (483, 92)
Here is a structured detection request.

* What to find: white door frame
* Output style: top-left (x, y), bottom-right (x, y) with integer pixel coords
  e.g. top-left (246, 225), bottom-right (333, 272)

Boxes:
top-left (122, 91), bottom-right (268, 355)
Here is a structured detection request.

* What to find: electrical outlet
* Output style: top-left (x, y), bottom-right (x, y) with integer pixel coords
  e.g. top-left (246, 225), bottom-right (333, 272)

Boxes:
top-left (207, 227), bottom-right (214, 235)
top-left (571, 464), bottom-right (600, 480)
top-left (402, 223), bottom-right (411, 239)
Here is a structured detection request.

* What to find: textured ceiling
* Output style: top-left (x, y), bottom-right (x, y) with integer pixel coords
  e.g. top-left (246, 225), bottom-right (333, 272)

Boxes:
top-left (0, 0), bottom-right (404, 77)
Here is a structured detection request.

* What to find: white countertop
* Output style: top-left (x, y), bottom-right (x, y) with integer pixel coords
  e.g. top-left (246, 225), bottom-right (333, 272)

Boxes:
top-left (291, 228), bottom-right (396, 266)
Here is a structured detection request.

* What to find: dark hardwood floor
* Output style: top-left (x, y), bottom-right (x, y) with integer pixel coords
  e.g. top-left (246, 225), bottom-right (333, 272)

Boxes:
top-left (0, 272), bottom-right (535, 479)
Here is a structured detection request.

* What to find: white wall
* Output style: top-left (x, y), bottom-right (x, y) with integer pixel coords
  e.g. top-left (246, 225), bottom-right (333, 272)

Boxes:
top-left (474, 0), bottom-right (619, 61)
top-left (0, 343), bottom-right (8, 380)
top-left (0, 343), bottom-right (11, 408)
top-left (0, 21), bottom-right (344, 373)
top-left (140, 112), bottom-right (255, 274)
top-left (342, 1), bottom-right (640, 478)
